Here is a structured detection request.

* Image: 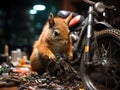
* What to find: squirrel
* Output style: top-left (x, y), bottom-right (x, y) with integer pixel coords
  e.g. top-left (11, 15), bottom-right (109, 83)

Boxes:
top-left (30, 13), bottom-right (73, 75)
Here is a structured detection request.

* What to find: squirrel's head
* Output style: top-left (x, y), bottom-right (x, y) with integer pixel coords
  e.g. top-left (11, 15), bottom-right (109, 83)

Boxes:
top-left (46, 12), bottom-right (72, 44)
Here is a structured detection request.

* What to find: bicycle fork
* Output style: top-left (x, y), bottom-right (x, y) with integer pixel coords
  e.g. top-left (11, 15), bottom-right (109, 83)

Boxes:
top-left (84, 6), bottom-right (94, 63)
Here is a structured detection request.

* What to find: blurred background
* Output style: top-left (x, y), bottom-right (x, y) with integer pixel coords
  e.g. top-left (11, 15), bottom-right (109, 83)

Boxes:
top-left (0, 0), bottom-right (120, 57)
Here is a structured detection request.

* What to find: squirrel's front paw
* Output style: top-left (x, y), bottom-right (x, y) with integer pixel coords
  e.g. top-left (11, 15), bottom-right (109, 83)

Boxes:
top-left (49, 54), bottom-right (56, 62)
top-left (68, 53), bottom-right (73, 60)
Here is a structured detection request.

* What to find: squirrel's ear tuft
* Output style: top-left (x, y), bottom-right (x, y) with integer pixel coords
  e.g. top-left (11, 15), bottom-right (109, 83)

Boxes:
top-left (48, 12), bottom-right (55, 28)
top-left (65, 13), bottom-right (72, 24)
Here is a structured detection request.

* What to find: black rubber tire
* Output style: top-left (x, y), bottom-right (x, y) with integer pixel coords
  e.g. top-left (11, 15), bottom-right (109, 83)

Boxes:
top-left (81, 29), bottom-right (120, 90)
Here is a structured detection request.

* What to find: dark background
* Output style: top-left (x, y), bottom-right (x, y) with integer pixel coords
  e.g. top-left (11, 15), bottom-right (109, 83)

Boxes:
top-left (0, 0), bottom-right (119, 57)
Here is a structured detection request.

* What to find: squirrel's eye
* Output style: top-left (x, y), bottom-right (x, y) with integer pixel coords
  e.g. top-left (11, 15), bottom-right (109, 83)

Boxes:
top-left (54, 30), bottom-right (59, 37)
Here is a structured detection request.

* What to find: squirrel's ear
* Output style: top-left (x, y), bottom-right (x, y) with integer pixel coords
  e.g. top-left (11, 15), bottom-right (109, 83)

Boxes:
top-left (48, 12), bottom-right (55, 28)
top-left (65, 13), bottom-right (72, 24)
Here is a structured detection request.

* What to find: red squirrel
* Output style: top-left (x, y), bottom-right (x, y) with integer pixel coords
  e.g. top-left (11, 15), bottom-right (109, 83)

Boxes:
top-left (30, 13), bottom-right (73, 74)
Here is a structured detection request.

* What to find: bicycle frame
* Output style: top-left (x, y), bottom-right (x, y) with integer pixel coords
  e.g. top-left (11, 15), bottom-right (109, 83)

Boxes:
top-left (71, 3), bottom-right (113, 65)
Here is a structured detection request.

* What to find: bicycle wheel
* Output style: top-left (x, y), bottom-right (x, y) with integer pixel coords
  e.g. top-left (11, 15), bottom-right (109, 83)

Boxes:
top-left (81, 29), bottom-right (120, 90)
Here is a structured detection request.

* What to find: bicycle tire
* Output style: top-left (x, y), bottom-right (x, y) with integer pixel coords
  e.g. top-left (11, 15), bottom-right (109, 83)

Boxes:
top-left (81, 29), bottom-right (120, 90)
